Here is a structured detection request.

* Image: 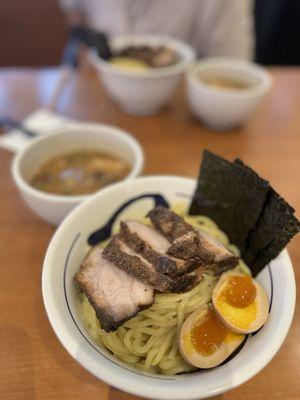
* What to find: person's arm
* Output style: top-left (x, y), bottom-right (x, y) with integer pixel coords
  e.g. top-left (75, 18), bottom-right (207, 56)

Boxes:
top-left (194, 0), bottom-right (254, 60)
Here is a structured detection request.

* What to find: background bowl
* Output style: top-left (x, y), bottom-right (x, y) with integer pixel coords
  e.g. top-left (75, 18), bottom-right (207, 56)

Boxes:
top-left (89, 35), bottom-right (195, 116)
top-left (186, 58), bottom-right (273, 131)
top-left (42, 176), bottom-right (295, 399)
top-left (12, 122), bottom-right (143, 226)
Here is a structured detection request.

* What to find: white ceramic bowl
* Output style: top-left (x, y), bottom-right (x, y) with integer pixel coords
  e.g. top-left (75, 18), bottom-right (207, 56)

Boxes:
top-left (186, 58), bottom-right (273, 131)
top-left (89, 35), bottom-right (195, 116)
top-left (42, 176), bottom-right (295, 399)
top-left (12, 122), bottom-right (143, 226)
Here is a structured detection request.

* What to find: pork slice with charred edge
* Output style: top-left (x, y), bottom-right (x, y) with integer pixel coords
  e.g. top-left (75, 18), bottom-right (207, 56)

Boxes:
top-left (148, 206), bottom-right (239, 272)
top-left (170, 265), bottom-right (207, 293)
top-left (102, 235), bottom-right (172, 292)
top-left (119, 220), bottom-right (193, 276)
top-left (148, 206), bottom-right (192, 242)
top-left (75, 246), bottom-right (154, 332)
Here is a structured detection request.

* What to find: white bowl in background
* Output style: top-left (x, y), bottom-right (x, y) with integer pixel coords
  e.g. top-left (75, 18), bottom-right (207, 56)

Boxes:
top-left (186, 58), bottom-right (273, 131)
top-left (89, 35), bottom-right (195, 116)
top-left (12, 123), bottom-right (143, 226)
top-left (42, 176), bottom-right (295, 399)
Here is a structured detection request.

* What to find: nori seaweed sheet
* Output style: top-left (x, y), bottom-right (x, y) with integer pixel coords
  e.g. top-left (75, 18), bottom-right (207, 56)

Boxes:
top-left (236, 158), bottom-right (300, 275)
top-left (189, 151), bottom-right (300, 276)
top-left (243, 187), bottom-right (300, 276)
top-left (189, 151), bottom-right (269, 252)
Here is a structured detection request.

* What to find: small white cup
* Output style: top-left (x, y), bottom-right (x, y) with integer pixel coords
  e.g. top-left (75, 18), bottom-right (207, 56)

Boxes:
top-left (89, 34), bottom-right (195, 116)
top-left (186, 58), bottom-right (273, 131)
top-left (12, 123), bottom-right (144, 226)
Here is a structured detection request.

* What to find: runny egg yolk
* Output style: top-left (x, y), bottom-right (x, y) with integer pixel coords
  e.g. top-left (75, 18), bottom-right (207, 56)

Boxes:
top-left (214, 274), bottom-right (258, 331)
top-left (222, 275), bottom-right (257, 308)
top-left (179, 305), bottom-right (246, 368)
top-left (190, 309), bottom-right (227, 356)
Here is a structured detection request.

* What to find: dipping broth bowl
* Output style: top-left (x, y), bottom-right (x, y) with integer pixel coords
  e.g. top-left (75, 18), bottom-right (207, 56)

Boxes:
top-left (12, 123), bottom-right (143, 226)
top-left (42, 176), bottom-right (295, 399)
top-left (186, 58), bottom-right (273, 131)
top-left (89, 34), bottom-right (195, 116)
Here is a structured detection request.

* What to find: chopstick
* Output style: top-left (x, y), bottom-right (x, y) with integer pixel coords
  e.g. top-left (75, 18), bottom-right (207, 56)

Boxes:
top-left (47, 27), bottom-right (111, 111)
top-left (46, 36), bottom-right (79, 111)
top-left (0, 118), bottom-right (37, 137)
top-left (0, 36), bottom-right (80, 137)
top-left (0, 27), bottom-right (111, 138)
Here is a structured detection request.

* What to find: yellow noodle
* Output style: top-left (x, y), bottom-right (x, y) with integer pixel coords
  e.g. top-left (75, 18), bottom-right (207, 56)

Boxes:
top-left (79, 204), bottom-right (250, 374)
top-left (152, 329), bottom-right (175, 366)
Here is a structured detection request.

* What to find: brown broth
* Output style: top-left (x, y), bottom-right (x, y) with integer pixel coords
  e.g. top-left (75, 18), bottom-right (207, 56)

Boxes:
top-left (200, 75), bottom-right (251, 91)
top-left (30, 151), bottom-right (130, 195)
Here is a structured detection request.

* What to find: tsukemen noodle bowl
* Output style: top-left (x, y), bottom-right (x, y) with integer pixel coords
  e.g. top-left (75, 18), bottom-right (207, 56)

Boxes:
top-left (89, 34), bottom-right (195, 116)
top-left (42, 176), bottom-right (296, 399)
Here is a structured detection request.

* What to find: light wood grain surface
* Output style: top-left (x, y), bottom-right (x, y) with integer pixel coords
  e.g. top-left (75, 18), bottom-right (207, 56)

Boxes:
top-left (0, 67), bottom-right (299, 400)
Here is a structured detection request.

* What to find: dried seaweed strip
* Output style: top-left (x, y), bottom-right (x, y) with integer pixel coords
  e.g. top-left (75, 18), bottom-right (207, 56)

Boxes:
top-left (189, 151), bottom-right (300, 276)
top-left (243, 188), bottom-right (300, 275)
top-left (189, 151), bottom-right (269, 252)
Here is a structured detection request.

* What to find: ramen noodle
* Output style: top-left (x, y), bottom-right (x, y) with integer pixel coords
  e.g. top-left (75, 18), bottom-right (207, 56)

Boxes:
top-left (79, 204), bottom-right (249, 375)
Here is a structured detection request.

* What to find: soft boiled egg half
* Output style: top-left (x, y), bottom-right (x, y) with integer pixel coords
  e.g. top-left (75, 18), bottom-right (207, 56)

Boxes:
top-left (212, 271), bottom-right (269, 334)
top-left (179, 306), bottom-right (245, 369)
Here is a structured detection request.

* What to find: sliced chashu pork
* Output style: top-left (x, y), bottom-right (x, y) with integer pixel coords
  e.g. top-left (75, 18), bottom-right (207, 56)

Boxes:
top-left (168, 231), bottom-right (238, 272)
top-left (170, 265), bottom-right (207, 293)
top-left (75, 246), bottom-right (154, 332)
top-left (148, 206), bottom-right (239, 271)
top-left (148, 206), bottom-right (192, 242)
top-left (102, 236), bottom-right (172, 292)
top-left (118, 221), bottom-right (206, 292)
top-left (120, 220), bottom-right (192, 276)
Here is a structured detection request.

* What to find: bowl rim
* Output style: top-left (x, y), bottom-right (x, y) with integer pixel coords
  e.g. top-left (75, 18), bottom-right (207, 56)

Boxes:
top-left (89, 34), bottom-right (196, 78)
top-left (11, 122), bottom-right (144, 204)
top-left (42, 175), bottom-right (296, 399)
top-left (186, 57), bottom-right (273, 99)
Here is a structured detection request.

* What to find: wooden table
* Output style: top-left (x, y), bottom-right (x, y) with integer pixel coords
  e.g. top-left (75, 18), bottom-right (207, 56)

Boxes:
top-left (0, 68), bottom-right (299, 400)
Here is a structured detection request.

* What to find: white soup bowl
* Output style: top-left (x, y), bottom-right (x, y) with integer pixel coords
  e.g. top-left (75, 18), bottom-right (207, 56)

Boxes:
top-left (42, 176), bottom-right (295, 399)
top-left (186, 58), bottom-right (273, 131)
top-left (12, 122), bottom-right (143, 225)
top-left (90, 34), bottom-right (195, 116)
